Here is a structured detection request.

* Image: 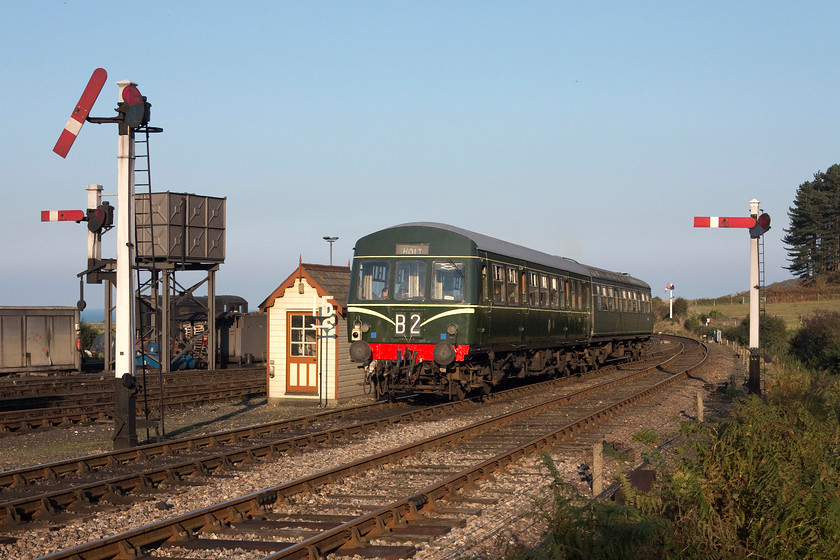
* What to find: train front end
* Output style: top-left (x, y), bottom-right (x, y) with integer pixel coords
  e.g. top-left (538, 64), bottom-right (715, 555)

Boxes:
top-left (347, 224), bottom-right (479, 399)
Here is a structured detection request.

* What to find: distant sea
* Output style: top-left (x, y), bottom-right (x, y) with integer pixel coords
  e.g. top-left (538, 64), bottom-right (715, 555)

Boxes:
top-left (81, 309), bottom-right (107, 322)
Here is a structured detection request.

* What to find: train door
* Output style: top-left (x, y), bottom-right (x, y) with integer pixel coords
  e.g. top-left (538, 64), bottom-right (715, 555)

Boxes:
top-left (286, 312), bottom-right (318, 393)
top-left (478, 254), bottom-right (491, 345)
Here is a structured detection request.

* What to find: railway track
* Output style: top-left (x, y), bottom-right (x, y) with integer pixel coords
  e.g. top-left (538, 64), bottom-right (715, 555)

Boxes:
top-left (0, 369), bottom-right (266, 434)
top-left (0, 335), bottom-right (708, 559)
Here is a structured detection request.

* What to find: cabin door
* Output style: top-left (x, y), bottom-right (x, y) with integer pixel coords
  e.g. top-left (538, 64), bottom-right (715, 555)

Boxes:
top-left (286, 312), bottom-right (318, 393)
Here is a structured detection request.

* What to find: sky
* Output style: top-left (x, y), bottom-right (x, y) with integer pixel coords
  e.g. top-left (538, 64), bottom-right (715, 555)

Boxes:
top-left (2, 1), bottom-right (839, 315)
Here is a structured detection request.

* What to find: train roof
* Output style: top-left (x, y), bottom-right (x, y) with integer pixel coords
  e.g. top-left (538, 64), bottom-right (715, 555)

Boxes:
top-left (370, 222), bottom-right (589, 276)
top-left (366, 223), bottom-right (650, 290)
top-left (586, 266), bottom-right (651, 290)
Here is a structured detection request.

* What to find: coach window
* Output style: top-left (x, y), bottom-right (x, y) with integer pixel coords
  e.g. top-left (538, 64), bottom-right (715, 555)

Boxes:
top-left (395, 261), bottom-right (427, 300)
top-left (550, 277), bottom-right (560, 309)
top-left (561, 279), bottom-right (569, 309)
top-left (507, 267), bottom-right (520, 305)
top-left (578, 281), bottom-right (586, 310)
top-left (539, 275), bottom-right (549, 308)
top-left (432, 261), bottom-right (464, 302)
top-left (528, 272), bottom-right (539, 307)
top-left (569, 280), bottom-right (577, 310)
top-left (358, 261), bottom-right (390, 300)
top-left (492, 264), bottom-right (505, 304)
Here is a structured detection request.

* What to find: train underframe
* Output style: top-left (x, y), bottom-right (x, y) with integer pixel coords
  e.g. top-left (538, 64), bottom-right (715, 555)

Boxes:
top-left (364, 336), bottom-right (651, 400)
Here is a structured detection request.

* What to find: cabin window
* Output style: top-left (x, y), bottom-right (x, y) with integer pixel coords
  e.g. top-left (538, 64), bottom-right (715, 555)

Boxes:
top-left (492, 264), bottom-right (505, 304)
top-left (395, 261), bottom-right (427, 300)
top-left (290, 314), bottom-right (317, 357)
top-left (507, 267), bottom-right (520, 305)
top-left (357, 261), bottom-right (390, 300)
top-left (432, 261), bottom-right (464, 302)
top-left (550, 276), bottom-right (560, 309)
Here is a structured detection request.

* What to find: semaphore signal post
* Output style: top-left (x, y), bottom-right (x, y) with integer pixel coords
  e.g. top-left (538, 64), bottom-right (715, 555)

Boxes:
top-left (694, 198), bottom-right (771, 394)
top-left (50, 69), bottom-right (155, 449)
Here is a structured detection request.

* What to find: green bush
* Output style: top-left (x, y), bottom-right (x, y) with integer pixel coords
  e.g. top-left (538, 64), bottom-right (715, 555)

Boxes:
top-left (720, 315), bottom-right (789, 356)
top-left (78, 321), bottom-right (100, 351)
top-left (789, 310), bottom-right (840, 374)
top-left (665, 388), bottom-right (840, 559)
top-left (527, 369), bottom-right (840, 560)
top-left (529, 455), bottom-right (670, 560)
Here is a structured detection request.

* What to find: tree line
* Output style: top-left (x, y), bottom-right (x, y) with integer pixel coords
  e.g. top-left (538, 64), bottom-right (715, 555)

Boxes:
top-left (783, 164), bottom-right (840, 279)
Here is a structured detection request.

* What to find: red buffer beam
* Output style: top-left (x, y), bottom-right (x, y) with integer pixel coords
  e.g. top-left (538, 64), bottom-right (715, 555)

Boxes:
top-left (694, 216), bottom-right (756, 228)
top-left (41, 210), bottom-right (85, 222)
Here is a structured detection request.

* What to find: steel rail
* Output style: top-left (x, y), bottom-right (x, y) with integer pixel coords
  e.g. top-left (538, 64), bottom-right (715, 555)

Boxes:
top-left (0, 380), bottom-right (266, 433)
top-left (0, 334), bottom-right (680, 488)
top-left (32, 336), bottom-right (707, 560)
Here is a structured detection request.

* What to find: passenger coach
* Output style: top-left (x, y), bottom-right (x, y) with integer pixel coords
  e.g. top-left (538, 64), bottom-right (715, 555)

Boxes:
top-left (347, 223), bottom-right (653, 399)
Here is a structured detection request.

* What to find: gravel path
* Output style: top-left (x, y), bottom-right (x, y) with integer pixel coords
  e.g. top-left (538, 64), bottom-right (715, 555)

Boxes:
top-left (0, 342), bottom-right (741, 559)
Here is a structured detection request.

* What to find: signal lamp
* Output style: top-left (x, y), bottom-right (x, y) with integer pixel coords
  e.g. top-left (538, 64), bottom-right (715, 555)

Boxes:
top-left (87, 201), bottom-right (114, 233)
top-left (749, 213), bottom-right (771, 238)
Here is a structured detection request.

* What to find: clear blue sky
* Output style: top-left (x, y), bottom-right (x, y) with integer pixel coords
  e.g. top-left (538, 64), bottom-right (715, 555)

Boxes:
top-left (3, 1), bottom-right (839, 313)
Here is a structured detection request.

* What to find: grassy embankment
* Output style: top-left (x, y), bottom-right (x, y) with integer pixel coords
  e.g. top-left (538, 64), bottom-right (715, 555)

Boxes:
top-left (690, 287), bottom-right (840, 330)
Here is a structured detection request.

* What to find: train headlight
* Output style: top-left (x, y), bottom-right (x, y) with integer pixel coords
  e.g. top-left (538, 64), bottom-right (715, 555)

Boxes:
top-left (446, 323), bottom-right (458, 336)
top-left (351, 321), bottom-right (370, 341)
top-left (350, 340), bottom-right (372, 363)
top-left (433, 342), bottom-right (456, 366)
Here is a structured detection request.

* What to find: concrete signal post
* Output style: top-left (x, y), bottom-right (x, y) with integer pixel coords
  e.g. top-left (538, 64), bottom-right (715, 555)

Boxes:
top-left (694, 199), bottom-right (771, 394)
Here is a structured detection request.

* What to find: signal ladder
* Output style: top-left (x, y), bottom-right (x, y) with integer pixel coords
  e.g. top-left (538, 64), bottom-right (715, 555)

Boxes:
top-left (758, 234), bottom-right (766, 316)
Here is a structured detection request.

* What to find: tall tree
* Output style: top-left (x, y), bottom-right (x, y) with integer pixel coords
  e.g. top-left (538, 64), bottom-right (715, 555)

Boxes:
top-left (783, 164), bottom-right (840, 278)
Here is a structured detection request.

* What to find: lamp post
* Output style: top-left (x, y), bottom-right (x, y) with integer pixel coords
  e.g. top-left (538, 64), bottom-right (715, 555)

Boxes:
top-left (323, 236), bottom-right (338, 265)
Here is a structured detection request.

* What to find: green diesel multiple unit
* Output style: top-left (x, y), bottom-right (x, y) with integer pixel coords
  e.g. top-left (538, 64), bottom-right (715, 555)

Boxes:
top-left (348, 223), bottom-right (653, 399)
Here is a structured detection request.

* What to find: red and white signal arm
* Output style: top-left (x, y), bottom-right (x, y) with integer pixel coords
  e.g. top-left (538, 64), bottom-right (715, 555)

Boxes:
top-left (41, 210), bottom-right (85, 222)
top-left (693, 216), bottom-right (757, 228)
top-left (53, 68), bottom-right (108, 158)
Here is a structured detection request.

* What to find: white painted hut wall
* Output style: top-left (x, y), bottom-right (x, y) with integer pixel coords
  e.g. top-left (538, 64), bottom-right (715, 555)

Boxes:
top-left (266, 278), bottom-right (363, 403)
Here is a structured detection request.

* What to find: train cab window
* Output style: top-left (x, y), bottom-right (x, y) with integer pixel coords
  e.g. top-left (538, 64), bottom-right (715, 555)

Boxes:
top-left (432, 261), bottom-right (464, 302)
top-left (395, 261), bottom-right (427, 300)
top-left (357, 261), bottom-right (390, 300)
top-left (507, 267), bottom-right (520, 305)
top-left (492, 264), bottom-right (506, 304)
top-left (550, 277), bottom-right (560, 309)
